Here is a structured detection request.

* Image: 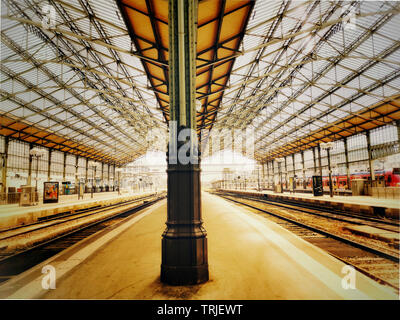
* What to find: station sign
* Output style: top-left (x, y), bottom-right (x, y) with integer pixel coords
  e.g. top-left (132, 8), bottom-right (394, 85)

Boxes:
top-left (312, 176), bottom-right (323, 196)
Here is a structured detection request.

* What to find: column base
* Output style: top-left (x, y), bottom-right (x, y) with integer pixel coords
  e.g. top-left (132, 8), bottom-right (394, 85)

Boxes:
top-left (161, 264), bottom-right (209, 286)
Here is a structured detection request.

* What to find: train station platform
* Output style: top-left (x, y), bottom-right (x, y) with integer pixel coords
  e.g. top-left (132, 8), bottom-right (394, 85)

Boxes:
top-left (0, 191), bottom-right (159, 230)
top-left (217, 189), bottom-right (400, 219)
top-left (0, 192), bottom-right (396, 300)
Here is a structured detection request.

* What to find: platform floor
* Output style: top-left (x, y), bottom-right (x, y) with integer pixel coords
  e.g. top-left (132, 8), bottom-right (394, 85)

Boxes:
top-left (266, 189), bottom-right (400, 209)
top-left (223, 188), bottom-right (400, 209)
top-left (0, 190), bottom-right (157, 230)
top-left (0, 191), bottom-right (149, 216)
top-left (0, 192), bottom-right (397, 300)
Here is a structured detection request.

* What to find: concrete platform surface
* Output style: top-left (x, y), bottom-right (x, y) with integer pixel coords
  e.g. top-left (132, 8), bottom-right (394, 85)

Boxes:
top-left (264, 190), bottom-right (400, 209)
top-left (0, 191), bottom-right (156, 230)
top-left (343, 225), bottom-right (400, 243)
top-left (0, 193), bottom-right (397, 300)
top-left (219, 189), bottom-right (400, 219)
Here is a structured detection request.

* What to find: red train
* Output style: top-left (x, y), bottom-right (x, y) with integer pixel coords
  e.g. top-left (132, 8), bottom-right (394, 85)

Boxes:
top-left (309, 168), bottom-right (400, 189)
top-left (280, 168), bottom-right (400, 190)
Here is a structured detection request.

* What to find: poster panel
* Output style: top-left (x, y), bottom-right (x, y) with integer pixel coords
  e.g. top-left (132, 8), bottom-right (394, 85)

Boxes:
top-left (43, 182), bottom-right (59, 203)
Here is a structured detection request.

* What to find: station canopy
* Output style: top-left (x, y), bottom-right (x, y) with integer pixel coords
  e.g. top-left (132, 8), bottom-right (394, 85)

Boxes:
top-left (1, 0), bottom-right (400, 165)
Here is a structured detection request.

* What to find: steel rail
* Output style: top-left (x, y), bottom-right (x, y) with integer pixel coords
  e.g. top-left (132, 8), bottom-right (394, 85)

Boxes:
top-left (0, 195), bottom-right (165, 281)
top-left (216, 193), bottom-right (399, 262)
top-left (0, 194), bottom-right (159, 240)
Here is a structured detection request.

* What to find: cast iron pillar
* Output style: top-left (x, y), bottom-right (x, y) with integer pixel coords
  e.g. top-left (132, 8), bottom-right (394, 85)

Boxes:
top-left (284, 156), bottom-right (288, 189)
top-left (317, 144), bottom-right (322, 176)
top-left (343, 137), bottom-right (351, 189)
top-left (47, 148), bottom-right (52, 181)
top-left (62, 151), bottom-right (67, 182)
top-left (75, 155), bottom-right (79, 195)
top-left (261, 162), bottom-right (265, 190)
top-left (1, 137), bottom-right (9, 193)
top-left (27, 144), bottom-right (33, 186)
top-left (161, 0), bottom-right (208, 285)
top-left (366, 131), bottom-right (375, 181)
top-left (312, 147), bottom-right (317, 175)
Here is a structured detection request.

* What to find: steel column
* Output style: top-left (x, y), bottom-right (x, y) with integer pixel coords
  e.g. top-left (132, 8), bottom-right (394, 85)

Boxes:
top-left (27, 143), bottom-right (33, 186)
top-left (62, 152), bottom-right (67, 182)
top-left (101, 162), bottom-right (104, 190)
top-left (366, 131), bottom-right (375, 181)
top-left (75, 155), bottom-right (79, 195)
top-left (292, 153), bottom-right (295, 188)
top-left (113, 164), bottom-right (116, 191)
top-left (327, 148), bottom-right (333, 198)
top-left (292, 153), bottom-right (296, 179)
top-left (108, 164), bottom-right (111, 190)
top-left (396, 120), bottom-right (400, 142)
top-left (284, 156), bottom-right (288, 189)
top-left (271, 160), bottom-right (275, 189)
top-left (312, 147), bottom-right (317, 175)
top-left (161, 0), bottom-right (208, 285)
top-left (301, 151), bottom-right (305, 189)
top-left (261, 162), bottom-right (265, 190)
top-left (47, 148), bottom-right (52, 181)
top-left (317, 144), bottom-right (322, 176)
top-left (344, 137), bottom-right (351, 189)
top-left (85, 158), bottom-right (89, 190)
top-left (1, 137), bottom-right (9, 193)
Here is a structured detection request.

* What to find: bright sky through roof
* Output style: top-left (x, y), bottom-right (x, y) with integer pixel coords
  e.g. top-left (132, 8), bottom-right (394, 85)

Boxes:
top-left (201, 150), bottom-right (256, 183)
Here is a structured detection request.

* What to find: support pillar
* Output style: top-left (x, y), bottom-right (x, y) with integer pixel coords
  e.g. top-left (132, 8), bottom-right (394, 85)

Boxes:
top-left (284, 156), bottom-right (288, 189)
top-left (312, 147), bottom-right (317, 175)
top-left (85, 158), bottom-right (89, 190)
top-left (27, 144), bottom-right (33, 186)
top-left (101, 162), bottom-right (104, 190)
top-left (396, 120), bottom-right (400, 143)
top-left (93, 166), bottom-right (97, 193)
top-left (301, 150), bottom-right (306, 189)
top-left (277, 160), bottom-right (282, 192)
top-left (327, 147), bottom-right (333, 198)
top-left (1, 137), bottom-right (9, 193)
top-left (292, 153), bottom-right (296, 190)
top-left (113, 164), bottom-right (116, 191)
top-left (344, 137), bottom-right (351, 189)
top-left (62, 152), bottom-right (67, 182)
top-left (317, 144), bottom-right (322, 176)
top-left (75, 155), bottom-right (79, 195)
top-left (271, 160), bottom-right (275, 190)
top-left (292, 154), bottom-right (295, 174)
top-left (261, 162), bottom-right (265, 190)
top-left (108, 164), bottom-right (111, 190)
top-left (366, 131), bottom-right (375, 181)
top-left (161, 0), bottom-right (208, 285)
top-left (47, 148), bottom-right (52, 181)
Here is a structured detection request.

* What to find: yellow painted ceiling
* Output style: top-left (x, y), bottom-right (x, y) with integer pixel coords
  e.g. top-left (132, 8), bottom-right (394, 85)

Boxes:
top-left (118, 0), bottom-right (255, 132)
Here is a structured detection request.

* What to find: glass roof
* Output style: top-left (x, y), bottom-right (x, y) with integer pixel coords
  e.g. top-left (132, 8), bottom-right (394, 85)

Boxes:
top-left (212, 0), bottom-right (400, 162)
top-left (1, 0), bottom-right (167, 165)
top-left (1, 0), bottom-right (400, 164)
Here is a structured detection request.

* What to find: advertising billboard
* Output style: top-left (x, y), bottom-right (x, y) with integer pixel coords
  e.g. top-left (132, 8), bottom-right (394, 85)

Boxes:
top-left (43, 182), bottom-right (59, 203)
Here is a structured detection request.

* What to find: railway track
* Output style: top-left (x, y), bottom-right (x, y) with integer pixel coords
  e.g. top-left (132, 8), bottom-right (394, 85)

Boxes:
top-left (221, 191), bottom-right (400, 232)
top-left (0, 193), bottom-right (158, 245)
top-left (0, 194), bottom-right (165, 284)
top-left (214, 191), bottom-right (399, 291)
